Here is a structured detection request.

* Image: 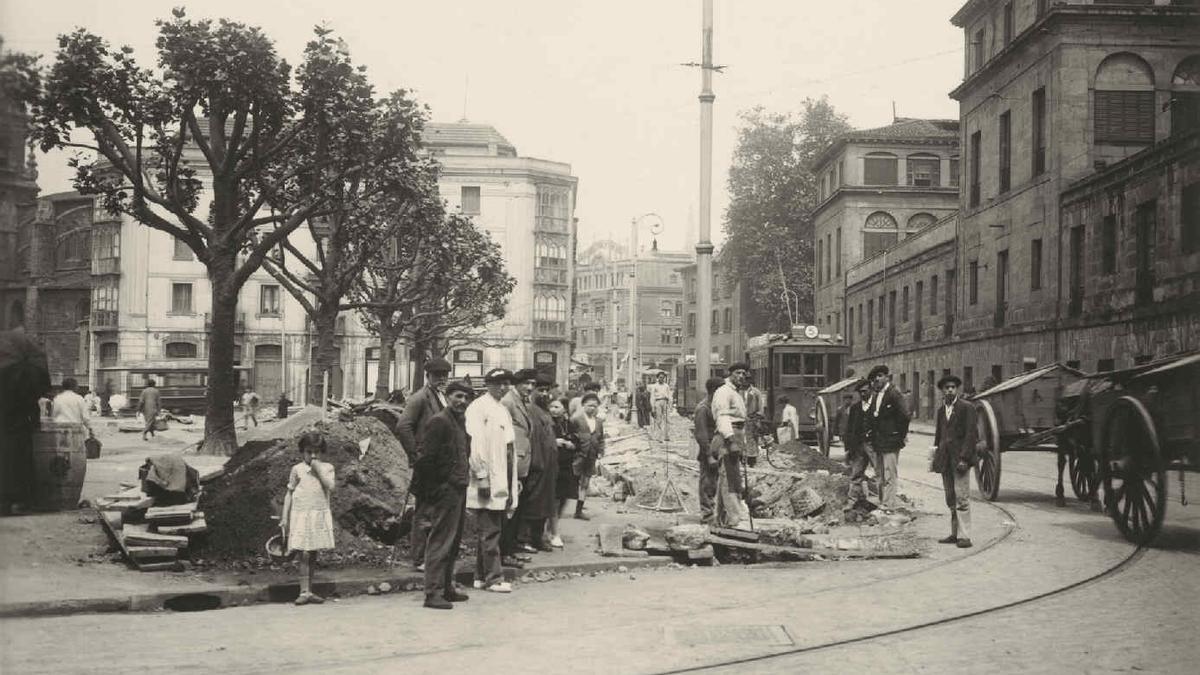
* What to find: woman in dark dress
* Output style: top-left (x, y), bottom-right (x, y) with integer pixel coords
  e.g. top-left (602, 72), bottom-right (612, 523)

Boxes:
top-left (635, 384), bottom-right (651, 428)
top-left (547, 397), bottom-right (576, 548)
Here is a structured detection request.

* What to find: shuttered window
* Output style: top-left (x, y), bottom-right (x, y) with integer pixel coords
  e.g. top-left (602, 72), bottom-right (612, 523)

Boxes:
top-left (863, 155), bottom-right (898, 185)
top-left (1095, 90), bottom-right (1155, 144)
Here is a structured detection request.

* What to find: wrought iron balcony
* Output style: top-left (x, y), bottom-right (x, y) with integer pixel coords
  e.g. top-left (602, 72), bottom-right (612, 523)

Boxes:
top-left (91, 309), bottom-right (119, 330)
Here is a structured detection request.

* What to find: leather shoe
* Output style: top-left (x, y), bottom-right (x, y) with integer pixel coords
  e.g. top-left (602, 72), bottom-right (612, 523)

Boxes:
top-left (502, 556), bottom-right (525, 569)
top-left (514, 553), bottom-right (533, 562)
top-left (423, 596), bottom-right (453, 610)
top-left (956, 538), bottom-right (973, 548)
top-left (938, 535), bottom-right (958, 544)
top-left (444, 590), bottom-right (470, 602)
top-left (517, 543), bottom-right (539, 554)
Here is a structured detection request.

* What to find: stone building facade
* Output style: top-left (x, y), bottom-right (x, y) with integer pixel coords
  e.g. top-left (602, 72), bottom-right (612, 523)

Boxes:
top-left (678, 249), bottom-right (749, 367)
top-left (811, 118), bottom-right (960, 339)
top-left (572, 240), bottom-right (688, 386)
top-left (841, 0), bottom-right (1200, 421)
top-left (425, 122), bottom-right (579, 384)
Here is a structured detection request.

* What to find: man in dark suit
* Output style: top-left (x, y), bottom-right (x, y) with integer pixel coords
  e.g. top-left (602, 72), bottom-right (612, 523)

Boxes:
top-left (931, 374), bottom-right (978, 548)
top-left (412, 380), bottom-right (474, 609)
top-left (693, 377), bottom-right (724, 524)
top-left (865, 364), bottom-right (909, 509)
top-left (844, 379), bottom-right (876, 504)
top-left (500, 369), bottom-right (538, 565)
top-left (395, 357), bottom-right (452, 570)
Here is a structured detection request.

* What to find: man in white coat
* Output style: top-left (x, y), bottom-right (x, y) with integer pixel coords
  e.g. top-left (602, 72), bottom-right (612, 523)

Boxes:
top-left (465, 368), bottom-right (519, 593)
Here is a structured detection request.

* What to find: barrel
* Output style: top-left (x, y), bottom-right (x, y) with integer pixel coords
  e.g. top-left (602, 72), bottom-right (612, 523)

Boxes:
top-left (31, 422), bottom-right (89, 511)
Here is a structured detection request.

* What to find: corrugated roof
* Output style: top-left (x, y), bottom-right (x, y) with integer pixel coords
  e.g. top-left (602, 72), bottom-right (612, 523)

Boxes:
top-left (422, 122), bottom-right (515, 152)
top-left (975, 363), bottom-right (1084, 399)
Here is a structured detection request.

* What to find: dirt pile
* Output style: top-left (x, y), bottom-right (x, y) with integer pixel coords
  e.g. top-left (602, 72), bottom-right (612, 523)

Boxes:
top-left (199, 416), bottom-right (410, 564)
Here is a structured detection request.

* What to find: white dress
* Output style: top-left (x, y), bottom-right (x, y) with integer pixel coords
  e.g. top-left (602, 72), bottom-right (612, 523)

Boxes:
top-left (286, 463), bottom-right (335, 552)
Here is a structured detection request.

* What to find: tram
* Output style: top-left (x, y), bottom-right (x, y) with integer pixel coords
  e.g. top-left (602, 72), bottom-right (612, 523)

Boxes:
top-left (746, 325), bottom-right (850, 444)
top-left (674, 360), bottom-right (727, 416)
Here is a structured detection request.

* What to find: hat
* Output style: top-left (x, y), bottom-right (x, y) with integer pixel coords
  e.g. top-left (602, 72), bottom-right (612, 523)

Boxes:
top-left (445, 381), bottom-right (474, 397)
top-left (728, 362), bottom-right (751, 374)
top-left (513, 368), bottom-right (540, 383)
top-left (484, 368), bottom-right (513, 384)
top-left (868, 364), bottom-right (890, 379)
top-left (535, 373), bottom-right (555, 388)
top-left (425, 358), bottom-right (452, 373)
top-left (937, 374), bottom-right (963, 389)
top-left (855, 379), bottom-right (871, 392)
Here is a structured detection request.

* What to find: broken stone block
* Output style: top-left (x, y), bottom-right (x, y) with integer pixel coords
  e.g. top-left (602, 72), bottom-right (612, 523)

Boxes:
top-left (665, 524), bottom-right (709, 551)
top-left (686, 545), bottom-right (714, 561)
top-left (622, 526), bottom-right (651, 550)
top-left (378, 582), bottom-right (392, 593)
top-left (598, 524), bottom-right (626, 557)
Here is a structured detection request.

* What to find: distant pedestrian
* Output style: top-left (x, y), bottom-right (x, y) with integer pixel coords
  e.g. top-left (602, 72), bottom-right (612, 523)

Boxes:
top-left (778, 395), bottom-right (800, 443)
top-left (569, 381), bottom-right (600, 417)
top-left (138, 379), bottom-right (161, 441)
top-left (100, 379), bottom-right (115, 417)
top-left (51, 378), bottom-right (95, 440)
top-left (547, 397), bottom-right (576, 548)
top-left (711, 362), bottom-right (752, 529)
top-left (932, 374), bottom-right (977, 548)
top-left (395, 357), bottom-right (452, 572)
top-left (648, 372), bottom-right (673, 441)
top-left (845, 380), bottom-right (876, 504)
top-left (240, 387), bottom-right (260, 429)
top-left (865, 365), bottom-right (909, 510)
top-left (635, 383), bottom-right (651, 428)
top-left (281, 431), bottom-right (336, 605)
top-left (570, 393), bottom-right (606, 520)
top-left (465, 368), bottom-right (518, 593)
top-left (412, 381), bottom-right (474, 609)
top-left (694, 377), bottom-right (723, 524)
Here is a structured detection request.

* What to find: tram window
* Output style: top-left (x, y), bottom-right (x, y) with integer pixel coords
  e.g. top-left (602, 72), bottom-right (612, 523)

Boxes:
top-left (781, 353), bottom-right (803, 375)
top-left (827, 354), bottom-right (844, 380)
top-left (804, 354), bottom-right (825, 387)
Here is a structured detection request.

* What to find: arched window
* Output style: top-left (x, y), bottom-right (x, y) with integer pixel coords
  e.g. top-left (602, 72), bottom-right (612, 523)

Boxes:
top-left (863, 211), bottom-right (899, 259)
top-left (1095, 53), bottom-right (1155, 145)
top-left (863, 152), bottom-right (898, 185)
top-left (907, 213), bottom-right (938, 231)
top-left (906, 153), bottom-right (941, 187)
top-left (1171, 55), bottom-right (1200, 135)
top-left (165, 341), bottom-right (198, 359)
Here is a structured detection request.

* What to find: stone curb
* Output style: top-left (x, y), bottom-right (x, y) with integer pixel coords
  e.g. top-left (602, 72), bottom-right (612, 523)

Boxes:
top-left (0, 556), bottom-right (674, 620)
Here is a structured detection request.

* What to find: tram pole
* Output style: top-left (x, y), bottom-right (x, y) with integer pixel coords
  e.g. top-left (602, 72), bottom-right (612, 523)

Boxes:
top-left (695, 0), bottom-right (716, 395)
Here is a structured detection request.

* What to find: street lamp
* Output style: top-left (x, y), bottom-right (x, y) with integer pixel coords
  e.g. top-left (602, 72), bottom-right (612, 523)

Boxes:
top-left (629, 213), bottom-right (664, 393)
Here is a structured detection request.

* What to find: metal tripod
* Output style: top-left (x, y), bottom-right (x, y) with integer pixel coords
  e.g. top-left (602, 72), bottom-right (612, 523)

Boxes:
top-left (638, 425), bottom-right (689, 514)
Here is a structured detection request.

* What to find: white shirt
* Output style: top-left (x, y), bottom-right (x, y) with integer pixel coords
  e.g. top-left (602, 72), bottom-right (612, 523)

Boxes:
top-left (781, 403), bottom-right (800, 435)
top-left (585, 415), bottom-right (597, 433)
top-left (648, 382), bottom-right (672, 402)
top-left (51, 390), bottom-right (91, 428)
top-left (872, 382), bottom-right (891, 416)
top-left (711, 379), bottom-right (747, 439)
top-left (943, 396), bottom-right (958, 422)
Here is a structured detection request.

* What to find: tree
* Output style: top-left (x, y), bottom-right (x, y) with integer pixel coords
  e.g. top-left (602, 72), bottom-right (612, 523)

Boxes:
top-left (722, 98), bottom-right (851, 334)
top-left (354, 211), bottom-right (515, 396)
top-left (19, 11), bottom-right (417, 454)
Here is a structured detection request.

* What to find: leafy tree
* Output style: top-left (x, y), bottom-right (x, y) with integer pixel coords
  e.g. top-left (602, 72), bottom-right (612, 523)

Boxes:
top-left (722, 97), bottom-right (850, 333)
top-left (18, 10), bottom-right (416, 454)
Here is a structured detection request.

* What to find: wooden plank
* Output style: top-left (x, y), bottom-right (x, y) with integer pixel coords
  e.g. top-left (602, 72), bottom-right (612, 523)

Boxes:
top-left (126, 546), bottom-right (178, 560)
top-left (122, 524), bottom-right (189, 548)
top-left (145, 502), bottom-right (198, 523)
top-left (709, 527), bottom-right (761, 543)
top-left (156, 518), bottom-right (207, 536)
top-left (136, 562), bottom-right (179, 572)
top-left (199, 468), bottom-right (225, 484)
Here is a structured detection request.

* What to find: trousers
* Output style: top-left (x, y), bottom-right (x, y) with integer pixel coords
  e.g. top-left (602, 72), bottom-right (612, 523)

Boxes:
top-left (941, 468), bottom-right (971, 539)
top-left (423, 488), bottom-right (465, 600)
top-left (875, 448), bottom-right (899, 508)
top-left (470, 508), bottom-right (505, 586)
top-left (409, 496), bottom-right (433, 565)
top-left (847, 444), bottom-right (877, 502)
top-left (715, 453), bottom-right (747, 528)
top-left (697, 448), bottom-right (719, 523)
top-left (652, 399), bottom-right (671, 441)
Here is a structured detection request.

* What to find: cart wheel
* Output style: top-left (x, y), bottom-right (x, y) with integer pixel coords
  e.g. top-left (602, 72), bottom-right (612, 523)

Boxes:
top-left (1068, 448), bottom-right (1098, 503)
top-left (1102, 396), bottom-right (1166, 546)
top-left (815, 398), bottom-right (831, 457)
top-left (973, 399), bottom-right (1002, 501)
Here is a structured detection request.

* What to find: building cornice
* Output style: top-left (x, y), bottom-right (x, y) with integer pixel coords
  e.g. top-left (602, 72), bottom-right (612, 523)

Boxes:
top-left (812, 184), bottom-right (960, 218)
top-left (812, 135), bottom-right (960, 174)
top-left (1060, 131), bottom-right (1199, 205)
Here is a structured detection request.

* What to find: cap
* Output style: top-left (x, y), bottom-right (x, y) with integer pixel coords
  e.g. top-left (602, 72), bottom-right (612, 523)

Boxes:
top-left (728, 362), bottom-right (751, 374)
top-left (445, 381), bottom-right (474, 397)
top-left (937, 374), bottom-right (963, 389)
top-left (854, 379), bottom-right (871, 392)
top-left (868, 364), bottom-right (890, 379)
top-left (425, 358), bottom-right (452, 374)
top-left (484, 368), bottom-right (513, 384)
top-left (535, 373), bottom-right (555, 388)
top-left (513, 368), bottom-right (540, 383)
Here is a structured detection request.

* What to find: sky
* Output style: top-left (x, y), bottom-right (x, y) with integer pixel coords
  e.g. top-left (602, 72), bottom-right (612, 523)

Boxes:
top-left (2, 0), bottom-right (965, 253)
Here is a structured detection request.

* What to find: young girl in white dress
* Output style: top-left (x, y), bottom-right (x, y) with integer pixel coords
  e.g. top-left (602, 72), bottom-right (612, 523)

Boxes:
top-left (281, 431), bottom-right (336, 605)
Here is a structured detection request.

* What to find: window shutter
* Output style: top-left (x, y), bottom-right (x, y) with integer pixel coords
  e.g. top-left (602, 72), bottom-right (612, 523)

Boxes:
top-left (1095, 90), bottom-right (1155, 143)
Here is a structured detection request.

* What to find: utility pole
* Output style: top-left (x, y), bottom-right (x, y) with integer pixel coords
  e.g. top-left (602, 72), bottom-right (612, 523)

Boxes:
top-left (628, 219), bottom-right (638, 395)
top-left (695, 0), bottom-right (716, 394)
top-left (610, 249), bottom-right (618, 387)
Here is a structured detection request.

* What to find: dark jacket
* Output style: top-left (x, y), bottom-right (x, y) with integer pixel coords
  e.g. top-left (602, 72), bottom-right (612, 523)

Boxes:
top-left (411, 407), bottom-right (470, 499)
top-left (844, 402), bottom-right (871, 459)
top-left (866, 385), bottom-right (909, 452)
top-left (523, 403), bottom-right (559, 519)
top-left (570, 412), bottom-right (605, 477)
top-left (395, 385), bottom-right (445, 464)
top-left (932, 397), bottom-right (978, 474)
top-left (693, 398), bottom-right (715, 462)
top-left (501, 389), bottom-right (533, 478)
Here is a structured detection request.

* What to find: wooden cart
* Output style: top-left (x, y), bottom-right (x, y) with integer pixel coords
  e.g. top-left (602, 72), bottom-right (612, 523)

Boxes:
top-left (969, 364), bottom-right (1087, 502)
top-left (812, 376), bottom-right (861, 457)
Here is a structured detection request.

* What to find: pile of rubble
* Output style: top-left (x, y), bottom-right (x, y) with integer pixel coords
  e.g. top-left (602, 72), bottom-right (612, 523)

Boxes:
top-left (199, 413), bottom-right (411, 565)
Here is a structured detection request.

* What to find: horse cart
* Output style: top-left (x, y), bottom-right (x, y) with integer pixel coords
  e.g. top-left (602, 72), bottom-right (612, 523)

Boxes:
top-left (812, 376), bottom-right (860, 457)
top-left (972, 353), bottom-right (1200, 545)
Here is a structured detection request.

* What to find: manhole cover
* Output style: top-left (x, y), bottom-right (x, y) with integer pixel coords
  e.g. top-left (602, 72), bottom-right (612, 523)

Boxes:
top-left (666, 625), bottom-right (793, 647)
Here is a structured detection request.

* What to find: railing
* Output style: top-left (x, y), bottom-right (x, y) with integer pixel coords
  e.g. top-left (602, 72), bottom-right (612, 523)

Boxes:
top-left (534, 320), bottom-right (566, 338)
top-left (92, 257), bottom-right (120, 275)
top-left (91, 309), bottom-right (119, 330)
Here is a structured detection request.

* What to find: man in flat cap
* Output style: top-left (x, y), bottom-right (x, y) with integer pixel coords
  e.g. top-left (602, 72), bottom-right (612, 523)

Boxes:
top-left (710, 362), bottom-right (752, 528)
top-left (396, 357), bottom-right (453, 570)
top-left (500, 368), bottom-right (539, 565)
top-left (465, 368), bottom-right (519, 593)
top-left (520, 373), bottom-right (559, 551)
top-left (932, 373), bottom-right (977, 548)
top-left (866, 364), bottom-right (909, 509)
top-left (844, 379), bottom-right (877, 505)
top-left (413, 380), bottom-right (475, 609)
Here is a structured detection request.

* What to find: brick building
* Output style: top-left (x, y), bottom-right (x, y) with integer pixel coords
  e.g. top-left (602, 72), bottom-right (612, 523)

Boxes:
top-left (842, 0), bottom-right (1200, 420)
top-left (812, 118), bottom-right (960, 340)
top-left (572, 240), bottom-right (688, 385)
top-left (678, 248), bottom-right (749, 367)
